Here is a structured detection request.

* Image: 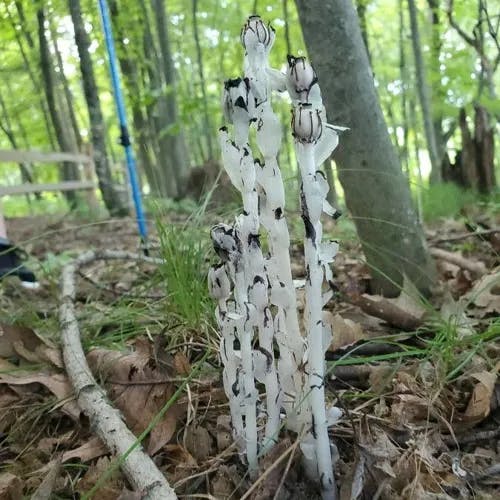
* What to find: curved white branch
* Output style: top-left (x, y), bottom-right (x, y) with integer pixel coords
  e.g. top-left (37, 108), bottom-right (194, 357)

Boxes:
top-left (59, 250), bottom-right (177, 499)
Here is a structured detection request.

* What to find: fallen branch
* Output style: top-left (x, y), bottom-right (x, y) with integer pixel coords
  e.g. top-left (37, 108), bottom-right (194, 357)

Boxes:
top-left (432, 227), bottom-right (500, 244)
top-left (430, 248), bottom-right (486, 279)
top-left (59, 250), bottom-right (176, 499)
top-left (343, 292), bottom-right (424, 331)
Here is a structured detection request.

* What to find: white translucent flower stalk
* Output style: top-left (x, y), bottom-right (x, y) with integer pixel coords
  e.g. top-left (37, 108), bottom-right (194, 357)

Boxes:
top-left (242, 16), bottom-right (306, 427)
top-left (210, 223), bottom-right (259, 472)
top-left (292, 102), bottom-right (336, 496)
top-left (208, 264), bottom-right (245, 442)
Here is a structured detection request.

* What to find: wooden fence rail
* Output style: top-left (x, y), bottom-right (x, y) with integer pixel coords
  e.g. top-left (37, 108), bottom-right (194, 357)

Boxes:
top-left (0, 149), bottom-right (97, 201)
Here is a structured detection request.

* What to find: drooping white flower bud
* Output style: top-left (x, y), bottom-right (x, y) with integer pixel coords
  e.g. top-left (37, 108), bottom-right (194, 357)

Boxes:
top-left (241, 15), bottom-right (275, 53)
top-left (286, 55), bottom-right (318, 101)
top-left (208, 264), bottom-right (231, 301)
top-left (210, 224), bottom-right (241, 263)
top-left (222, 77), bottom-right (255, 125)
top-left (291, 103), bottom-right (323, 144)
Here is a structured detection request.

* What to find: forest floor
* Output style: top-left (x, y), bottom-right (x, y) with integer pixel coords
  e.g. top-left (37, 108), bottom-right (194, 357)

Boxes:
top-left (0, 205), bottom-right (499, 499)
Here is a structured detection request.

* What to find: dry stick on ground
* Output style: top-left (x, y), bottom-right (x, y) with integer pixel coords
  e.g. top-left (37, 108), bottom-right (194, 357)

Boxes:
top-left (430, 247), bottom-right (487, 278)
top-left (432, 228), bottom-right (500, 244)
top-left (59, 250), bottom-right (177, 500)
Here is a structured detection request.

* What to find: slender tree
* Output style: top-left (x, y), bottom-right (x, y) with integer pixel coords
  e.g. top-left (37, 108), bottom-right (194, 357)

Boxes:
top-left (36, 5), bottom-right (79, 208)
top-left (152, 0), bottom-right (190, 195)
top-left (295, 0), bottom-right (435, 296)
top-left (408, 0), bottom-right (442, 183)
top-left (68, 0), bottom-right (128, 215)
top-left (192, 0), bottom-right (214, 160)
top-left (5, 3), bottom-right (56, 149)
top-left (50, 19), bottom-right (82, 151)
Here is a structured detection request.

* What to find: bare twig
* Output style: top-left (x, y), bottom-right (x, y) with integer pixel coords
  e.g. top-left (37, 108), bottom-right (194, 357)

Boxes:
top-left (430, 247), bottom-right (487, 278)
top-left (59, 250), bottom-right (176, 499)
top-left (431, 227), bottom-right (500, 243)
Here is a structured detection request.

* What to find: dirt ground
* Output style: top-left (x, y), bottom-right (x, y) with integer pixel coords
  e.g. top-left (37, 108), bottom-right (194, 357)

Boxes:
top-left (1, 211), bottom-right (499, 499)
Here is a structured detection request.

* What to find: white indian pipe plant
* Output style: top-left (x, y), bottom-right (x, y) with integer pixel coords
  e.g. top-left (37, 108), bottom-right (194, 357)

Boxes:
top-left (208, 16), bottom-right (342, 497)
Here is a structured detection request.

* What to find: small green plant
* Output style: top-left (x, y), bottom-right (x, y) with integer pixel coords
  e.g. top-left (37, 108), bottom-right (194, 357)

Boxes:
top-left (156, 218), bottom-right (213, 330)
top-left (422, 182), bottom-right (476, 221)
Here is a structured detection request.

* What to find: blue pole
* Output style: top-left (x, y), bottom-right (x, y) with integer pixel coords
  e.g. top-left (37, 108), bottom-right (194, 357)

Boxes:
top-left (97, 0), bottom-right (148, 244)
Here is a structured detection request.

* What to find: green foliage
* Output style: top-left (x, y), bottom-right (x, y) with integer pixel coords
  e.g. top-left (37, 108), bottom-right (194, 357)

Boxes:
top-left (422, 182), bottom-right (477, 221)
top-left (156, 216), bottom-right (213, 330)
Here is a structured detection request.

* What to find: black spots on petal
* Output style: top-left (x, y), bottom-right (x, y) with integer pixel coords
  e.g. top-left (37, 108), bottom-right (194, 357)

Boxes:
top-left (225, 77), bottom-right (243, 89)
top-left (274, 207), bottom-right (283, 219)
top-left (302, 214), bottom-right (316, 242)
top-left (248, 233), bottom-right (261, 248)
top-left (257, 346), bottom-right (273, 371)
top-left (219, 126), bottom-right (228, 132)
top-left (234, 96), bottom-right (247, 110)
top-left (232, 378), bottom-right (240, 397)
top-left (311, 414), bottom-right (317, 439)
top-left (233, 337), bottom-right (241, 351)
top-left (332, 209), bottom-right (342, 220)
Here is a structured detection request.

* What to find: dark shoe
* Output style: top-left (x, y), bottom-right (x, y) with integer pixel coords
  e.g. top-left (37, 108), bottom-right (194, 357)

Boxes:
top-left (0, 238), bottom-right (40, 289)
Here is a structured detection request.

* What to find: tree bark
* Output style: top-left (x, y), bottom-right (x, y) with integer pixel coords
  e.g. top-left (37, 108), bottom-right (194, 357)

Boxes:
top-left (295, 0), bottom-right (435, 296)
top-left (408, 0), bottom-right (441, 183)
top-left (50, 19), bottom-right (83, 151)
top-left (192, 0), bottom-right (214, 160)
top-left (356, 0), bottom-right (371, 63)
top-left (6, 3), bottom-right (56, 150)
top-left (68, 0), bottom-right (128, 216)
top-left (0, 89), bottom-right (38, 200)
top-left (152, 0), bottom-right (190, 195)
top-left (36, 6), bottom-right (79, 208)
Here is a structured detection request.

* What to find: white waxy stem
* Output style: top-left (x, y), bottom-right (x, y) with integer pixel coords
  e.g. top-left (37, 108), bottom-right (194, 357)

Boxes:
top-left (295, 138), bottom-right (335, 496)
top-left (211, 17), bottom-right (343, 494)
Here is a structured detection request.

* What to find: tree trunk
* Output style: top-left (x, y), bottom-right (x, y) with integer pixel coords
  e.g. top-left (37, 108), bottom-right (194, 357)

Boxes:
top-left (108, 0), bottom-right (163, 197)
top-left (50, 19), bottom-right (83, 151)
top-left (192, 0), bottom-right (214, 161)
top-left (6, 3), bottom-right (56, 150)
top-left (36, 6), bottom-right (79, 209)
top-left (0, 89), bottom-right (38, 200)
top-left (408, 0), bottom-right (441, 183)
top-left (152, 0), bottom-right (189, 195)
top-left (455, 106), bottom-right (496, 193)
top-left (295, 0), bottom-right (435, 296)
top-left (68, 0), bottom-right (129, 216)
top-left (399, 0), bottom-right (410, 177)
top-left (474, 105), bottom-right (495, 193)
top-left (356, 0), bottom-right (371, 62)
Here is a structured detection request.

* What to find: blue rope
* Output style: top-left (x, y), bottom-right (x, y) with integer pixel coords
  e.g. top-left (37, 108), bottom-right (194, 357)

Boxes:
top-left (97, 0), bottom-right (148, 244)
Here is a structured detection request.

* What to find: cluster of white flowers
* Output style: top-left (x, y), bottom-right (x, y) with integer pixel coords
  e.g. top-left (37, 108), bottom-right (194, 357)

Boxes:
top-left (208, 16), bottom-right (342, 497)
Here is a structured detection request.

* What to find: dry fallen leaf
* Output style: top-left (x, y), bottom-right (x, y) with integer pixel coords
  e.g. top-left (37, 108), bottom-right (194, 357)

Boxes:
top-left (0, 371), bottom-right (80, 420)
top-left (463, 370), bottom-right (497, 423)
top-left (0, 472), bottom-right (23, 499)
top-left (185, 425), bottom-right (213, 463)
top-left (87, 338), bottom-right (180, 455)
top-left (325, 312), bottom-right (366, 351)
top-left (31, 459), bottom-right (61, 500)
top-left (216, 415), bottom-right (233, 452)
top-left (0, 322), bottom-right (62, 368)
top-left (465, 268), bottom-right (500, 316)
top-left (76, 456), bottom-right (125, 500)
top-left (61, 436), bottom-right (108, 463)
